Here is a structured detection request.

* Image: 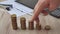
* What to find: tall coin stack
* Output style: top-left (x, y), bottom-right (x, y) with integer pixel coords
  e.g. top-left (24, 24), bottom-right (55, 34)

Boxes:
top-left (11, 14), bottom-right (18, 30)
top-left (20, 17), bottom-right (26, 30)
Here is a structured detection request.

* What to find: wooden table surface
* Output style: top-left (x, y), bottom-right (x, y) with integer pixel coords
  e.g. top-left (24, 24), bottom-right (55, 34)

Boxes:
top-left (0, 8), bottom-right (60, 34)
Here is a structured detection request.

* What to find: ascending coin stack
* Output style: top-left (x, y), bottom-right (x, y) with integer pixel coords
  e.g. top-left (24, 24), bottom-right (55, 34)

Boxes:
top-left (11, 14), bottom-right (51, 30)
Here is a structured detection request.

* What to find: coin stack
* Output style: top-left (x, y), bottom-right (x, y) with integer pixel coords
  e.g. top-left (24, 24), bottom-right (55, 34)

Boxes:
top-left (20, 17), bottom-right (26, 30)
top-left (36, 24), bottom-right (41, 30)
top-left (28, 21), bottom-right (34, 30)
top-left (44, 25), bottom-right (51, 30)
top-left (35, 18), bottom-right (41, 30)
top-left (11, 14), bottom-right (18, 30)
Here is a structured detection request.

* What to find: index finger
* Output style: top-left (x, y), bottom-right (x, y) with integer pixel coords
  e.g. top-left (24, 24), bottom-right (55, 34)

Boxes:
top-left (31, 0), bottom-right (49, 21)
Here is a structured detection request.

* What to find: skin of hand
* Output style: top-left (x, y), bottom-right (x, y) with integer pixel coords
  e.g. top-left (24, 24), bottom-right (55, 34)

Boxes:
top-left (30, 0), bottom-right (60, 22)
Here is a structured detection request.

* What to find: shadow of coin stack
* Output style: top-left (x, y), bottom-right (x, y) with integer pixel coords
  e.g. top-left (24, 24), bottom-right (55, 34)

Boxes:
top-left (11, 14), bottom-right (18, 30)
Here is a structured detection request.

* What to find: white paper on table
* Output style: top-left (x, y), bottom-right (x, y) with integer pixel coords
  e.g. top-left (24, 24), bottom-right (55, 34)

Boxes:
top-left (13, 2), bottom-right (33, 13)
top-left (0, 0), bottom-right (34, 17)
top-left (0, 0), bottom-right (15, 4)
top-left (8, 8), bottom-right (27, 17)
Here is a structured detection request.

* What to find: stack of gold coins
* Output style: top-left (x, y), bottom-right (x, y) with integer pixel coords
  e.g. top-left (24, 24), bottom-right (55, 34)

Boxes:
top-left (35, 19), bottom-right (41, 30)
top-left (36, 24), bottom-right (41, 30)
top-left (11, 14), bottom-right (18, 30)
top-left (20, 17), bottom-right (26, 30)
top-left (44, 25), bottom-right (51, 30)
top-left (28, 21), bottom-right (34, 30)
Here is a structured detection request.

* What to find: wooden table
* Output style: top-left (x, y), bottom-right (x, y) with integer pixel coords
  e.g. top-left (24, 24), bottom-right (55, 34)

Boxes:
top-left (0, 8), bottom-right (60, 34)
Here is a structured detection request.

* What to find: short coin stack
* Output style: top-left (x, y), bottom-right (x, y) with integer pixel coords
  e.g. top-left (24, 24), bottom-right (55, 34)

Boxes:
top-left (28, 21), bottom-right (34, 30)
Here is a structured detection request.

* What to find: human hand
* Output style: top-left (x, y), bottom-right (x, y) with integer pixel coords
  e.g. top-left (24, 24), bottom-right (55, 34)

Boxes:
top-left (30, 0), bottom-right (60, 22)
